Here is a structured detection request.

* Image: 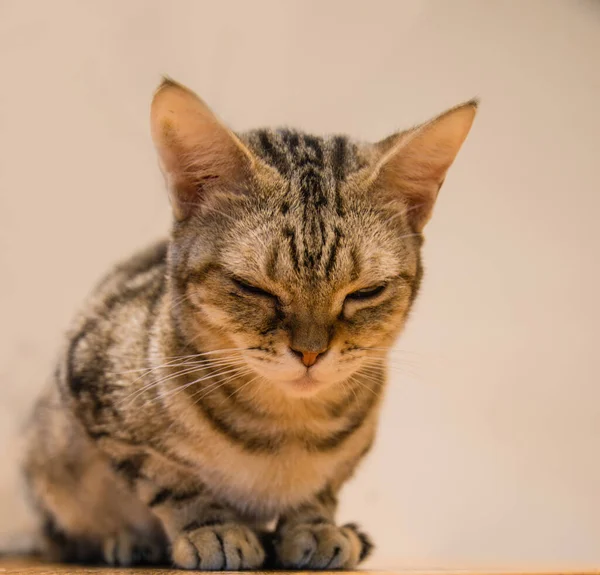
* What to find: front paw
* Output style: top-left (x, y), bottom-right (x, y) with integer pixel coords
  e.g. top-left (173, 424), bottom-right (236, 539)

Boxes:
top-left (274, 521), bottom-right (373, 570)
top-left (172, 523), bottom-right (265, 570)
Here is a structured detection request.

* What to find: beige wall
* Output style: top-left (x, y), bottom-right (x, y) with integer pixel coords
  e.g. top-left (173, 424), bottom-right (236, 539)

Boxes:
top-left (1, 0), bottom-right (599, 569)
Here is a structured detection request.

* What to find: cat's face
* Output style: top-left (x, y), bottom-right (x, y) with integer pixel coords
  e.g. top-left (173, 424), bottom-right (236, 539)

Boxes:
top-left (153, 79), bottom-right (476, 397)
top-left (171, 140), bottom-right (421, 395)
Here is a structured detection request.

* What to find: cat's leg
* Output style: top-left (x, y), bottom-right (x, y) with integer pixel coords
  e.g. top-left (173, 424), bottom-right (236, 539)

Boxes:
top-left (146, 487), bottom-right (265, 570)
top-left (271, 486), bottom-right (373, 570)
top-left (38, 514), bottom-right (103, 564)
top-left (24, 388), bottom-right (168, 567)
top-left (38, 512), bottom-right (166, 567)
top-left (98, 442), bottom-right (266, 570)
top-left (29, 409), bottom-right (266, 572)
top-left (105, 445), bottom-right (266, 570)
top-left (26, 445), bottom-right (168, 567)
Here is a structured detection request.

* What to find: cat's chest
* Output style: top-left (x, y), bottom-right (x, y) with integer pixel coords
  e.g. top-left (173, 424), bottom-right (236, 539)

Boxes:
top-left (173, 426), bottom-right (371, 517)
top-left (218, 447), bottom-right (341, 512)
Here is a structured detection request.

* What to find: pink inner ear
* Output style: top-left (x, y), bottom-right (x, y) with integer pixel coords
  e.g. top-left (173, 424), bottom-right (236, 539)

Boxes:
top-left (374, 154), bottom-right (452, 231)
top-left (152, 86), bottom-right (254, 221)
top-left (371, 102), bottom-right (477, 231)
top-left (163, 139), bottom-right (250, 220)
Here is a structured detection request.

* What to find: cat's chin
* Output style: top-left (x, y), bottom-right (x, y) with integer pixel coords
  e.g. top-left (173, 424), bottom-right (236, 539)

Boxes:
top-left (285, 374), bottom-right (325, 397)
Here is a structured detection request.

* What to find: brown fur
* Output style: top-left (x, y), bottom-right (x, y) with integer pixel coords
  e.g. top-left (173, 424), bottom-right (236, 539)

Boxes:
top-left (23, 79), bottom-right (476, 570)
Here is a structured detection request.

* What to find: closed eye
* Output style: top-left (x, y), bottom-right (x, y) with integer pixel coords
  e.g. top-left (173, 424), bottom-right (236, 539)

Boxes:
top-left (232, 277), bottom-right (277, 299)
top-left (346, 283), bottom-right (387, 301)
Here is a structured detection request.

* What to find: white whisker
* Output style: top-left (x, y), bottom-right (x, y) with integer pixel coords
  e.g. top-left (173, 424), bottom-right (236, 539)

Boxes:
top-left (120, 359), bottom-right (249, 406)
top-left (189, 369), bottom-right (256, 404)
top-left (218, 374), bottom-right (263, 406)
top-left (160, 366), bottom-right (254, 402)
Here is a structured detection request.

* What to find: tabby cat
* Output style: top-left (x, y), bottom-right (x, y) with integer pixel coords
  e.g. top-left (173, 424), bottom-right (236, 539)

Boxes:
top-left (23, 79), bottom-right (476, 570)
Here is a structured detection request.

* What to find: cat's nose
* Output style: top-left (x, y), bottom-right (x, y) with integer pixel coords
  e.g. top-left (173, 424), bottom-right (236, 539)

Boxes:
top-left (290, 347), bottom-right (325, 368)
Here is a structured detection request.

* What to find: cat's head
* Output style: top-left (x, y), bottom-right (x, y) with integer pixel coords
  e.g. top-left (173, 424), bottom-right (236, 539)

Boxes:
top-left (151, 79), bottom-right (476, 397)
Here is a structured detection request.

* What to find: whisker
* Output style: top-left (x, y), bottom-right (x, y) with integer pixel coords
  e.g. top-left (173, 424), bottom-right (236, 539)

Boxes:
top-left (360, 358), bottom-right (416, 370)
top-left (189, 369), bottom-right (256, 404)
top-left (105, 347), bottom-right (250, 362)
top-left (348, 375), bottom-right (381, 398)
top-left (360, 360), bottom-right (420, 379)
top-left (355, 367), bottom-right (386, 381)
top-left (218, 373), bottom-right (263, 406)
top-left (364, 347), bottom-right (426, 360)
top-left (120, 359), bottom-right (249, 406)
top-left (358, 365), bottom-right (386, 376)
top-left (140, 366), bottom-right (254, 409)
top-left (120, 365), bottom-right (208, 406)
top-left (361, 356), bottom-right (422, 370)
top-left (165, 292), bottom-right (191, 314)
top-left (341, 378), bottom-right (360, 404)
top-left (112, 355), bottom-right (247, 377)
top-left (160, 366), bottom-right (254, 402)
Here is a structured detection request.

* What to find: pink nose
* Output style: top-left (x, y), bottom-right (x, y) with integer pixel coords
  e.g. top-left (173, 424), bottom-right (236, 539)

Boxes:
top-left (300, 351), bottom-right (319, 367)
top-left (290, 348), bottom-right (324, 367)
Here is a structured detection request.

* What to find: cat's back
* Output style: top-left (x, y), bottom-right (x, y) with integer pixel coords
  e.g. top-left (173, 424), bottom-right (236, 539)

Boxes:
top-left (59, 240), bottom-right (169, 433)
top-left (73, 239), bottom-right (169, 333)
top-left (90, 240), bottom-right (169, 303)
top-left (67, 238), bottom-right (168, 359)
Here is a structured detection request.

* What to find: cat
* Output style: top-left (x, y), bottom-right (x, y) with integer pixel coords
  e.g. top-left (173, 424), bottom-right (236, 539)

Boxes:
top-left (22, 78), bottom-right (476, 570)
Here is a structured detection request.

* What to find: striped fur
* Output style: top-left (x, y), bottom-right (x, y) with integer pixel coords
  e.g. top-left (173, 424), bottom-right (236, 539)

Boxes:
top-left (23, 79), bottom-right (476, 570)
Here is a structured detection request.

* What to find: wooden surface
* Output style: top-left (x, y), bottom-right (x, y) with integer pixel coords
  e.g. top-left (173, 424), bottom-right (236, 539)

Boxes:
top-left (0, 557), bottom-right (362, 574)
top-left (0, 558), bottom-right (380, 574)
top-left (1, 559), bottom-right (599, 575)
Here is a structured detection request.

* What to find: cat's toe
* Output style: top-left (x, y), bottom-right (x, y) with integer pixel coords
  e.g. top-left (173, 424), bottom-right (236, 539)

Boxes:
top-left (275, 522), bottom-right (373, 569)
top-left (102, 530), bottom-right (166, 566)
top-left (172, 523), bottom-right (265, 570)
top-left (103, 531), bottom-right (136, 566)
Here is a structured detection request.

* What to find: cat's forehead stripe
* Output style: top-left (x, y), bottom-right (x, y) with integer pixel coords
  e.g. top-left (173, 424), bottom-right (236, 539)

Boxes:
top-left (246, 129), bottom-right (364, 277)
top-left (247, 128), bottom-right (359, 182)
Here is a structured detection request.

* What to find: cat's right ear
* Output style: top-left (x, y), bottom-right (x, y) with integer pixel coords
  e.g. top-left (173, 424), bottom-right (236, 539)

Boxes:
top-left (368, 101), bottom-right (477, 231)
top-left (150, 78), bottom-right (254, 220)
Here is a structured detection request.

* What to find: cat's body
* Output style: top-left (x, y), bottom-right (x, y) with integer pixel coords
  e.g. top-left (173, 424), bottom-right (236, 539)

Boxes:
top-left (23, 80), bottom-right (476, 570)
top-left (26, 239), bottom-right (377, 564)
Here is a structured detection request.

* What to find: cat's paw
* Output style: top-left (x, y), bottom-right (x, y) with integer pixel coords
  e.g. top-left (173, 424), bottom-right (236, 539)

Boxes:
top-left (274, 522), bottom-right (373, 570)
top-left (172, 523), bottom-right (265, 570)
top-left (103, 530), bottom-right (166, 566)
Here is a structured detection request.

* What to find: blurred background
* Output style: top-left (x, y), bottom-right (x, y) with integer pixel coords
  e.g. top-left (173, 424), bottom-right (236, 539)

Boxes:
top-left (1, 0), bottom-right (599, 570)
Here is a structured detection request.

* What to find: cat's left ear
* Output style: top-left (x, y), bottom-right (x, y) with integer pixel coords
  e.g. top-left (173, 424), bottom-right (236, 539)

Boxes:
top-left (370, 100), bottom-right (478, 231)
top-left (151, 78), bottom-right (254, 220)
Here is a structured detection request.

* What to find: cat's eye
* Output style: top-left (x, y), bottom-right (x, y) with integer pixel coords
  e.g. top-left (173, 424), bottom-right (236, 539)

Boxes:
top-left (232, 277), bottom-right (276, 299)
top-left (346, 283), bottom-right (387, 301)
